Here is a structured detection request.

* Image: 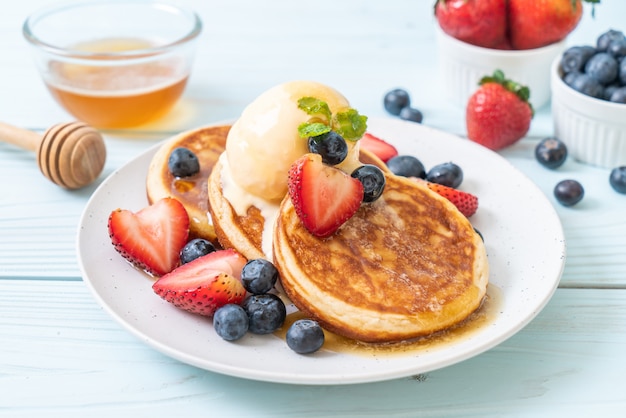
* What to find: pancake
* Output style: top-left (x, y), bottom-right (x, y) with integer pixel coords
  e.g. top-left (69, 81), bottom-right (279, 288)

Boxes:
top-left (146, 125), bottom-right (230, 243)
top-left (273, 173), bottom-right (489, 343)
top-left (207, 147), bottom-right (390, 261)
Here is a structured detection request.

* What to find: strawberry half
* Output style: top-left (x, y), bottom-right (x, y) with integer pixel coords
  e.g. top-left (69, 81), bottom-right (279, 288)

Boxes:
top-left (415, 179), bottom-right (479, 218)
top-left (152, 249), bottom-right (248, 316)
top-left (288, 153), bottom-right (364, 238)
top-left (359, 133), bottom-right (398, 163)
top-left (108, 197), bottom-right (189, 277)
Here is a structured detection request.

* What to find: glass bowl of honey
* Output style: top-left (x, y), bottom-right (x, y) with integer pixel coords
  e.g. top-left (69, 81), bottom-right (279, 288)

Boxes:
top-left (23, 0), bottom-right (202, 129)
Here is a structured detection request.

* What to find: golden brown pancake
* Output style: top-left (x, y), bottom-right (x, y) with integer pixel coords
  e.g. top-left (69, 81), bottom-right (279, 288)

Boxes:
top-left (146, 125), bottom-right (230, 243)
top-left (207, 157), bottom-right (268, 260)
top-left (273, 173), bottom-right (489, 343)
top-left (207, 147), bottom-right (390, 260)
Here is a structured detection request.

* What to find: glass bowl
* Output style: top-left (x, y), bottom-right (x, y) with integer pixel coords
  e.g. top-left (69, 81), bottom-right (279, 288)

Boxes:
top-left (23, 0), bottom-right (202, 129)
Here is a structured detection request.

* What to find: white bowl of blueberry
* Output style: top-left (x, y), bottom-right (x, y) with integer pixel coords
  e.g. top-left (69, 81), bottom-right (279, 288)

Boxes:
top-left (552, 29), bottom-right (626, 169)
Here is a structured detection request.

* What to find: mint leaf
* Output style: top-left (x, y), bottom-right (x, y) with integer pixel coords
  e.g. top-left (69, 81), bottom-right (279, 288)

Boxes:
top-left (298, 97), bottom-right (332, 123)
top-left (297, 96), bottom-right (368, 141)
top-left (332, 109), bottom-right (368, 141)
top-left (298, 122), bottom-right (331, 138)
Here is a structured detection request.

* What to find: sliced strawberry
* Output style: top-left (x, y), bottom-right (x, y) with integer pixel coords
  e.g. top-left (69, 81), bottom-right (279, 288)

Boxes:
top-left (152, 249), bottom-right (248, 316)
top-left (108, 197), bottom-right (189, 277)
top-left (415, 179), bottom-right (479, 218)
top-left (359, 132), bottom-right (398, 163)
top-left (200, 249), bottom-right (247, 278)
top-left (288, 153), bottom-right (363, 238)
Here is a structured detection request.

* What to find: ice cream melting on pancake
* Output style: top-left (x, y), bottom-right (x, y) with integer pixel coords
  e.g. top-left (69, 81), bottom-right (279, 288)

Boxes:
top-left (219, 80), bottom-right (365, 257)
top-left (224, 80), bottom-right (362, 202)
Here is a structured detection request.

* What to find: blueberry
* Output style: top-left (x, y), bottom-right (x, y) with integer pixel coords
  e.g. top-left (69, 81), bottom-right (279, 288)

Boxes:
top-left (597, 29), bottom-right (625, 52)
top-left (242, 294), bottom-right (286, 334)
top-left (603, 84), bottom-right (621, 101)
top-left (168, 147), bottom-right (200, 177)
top-left (351, 165), bottom-right (386, 203)
top-left (308, 131), bottom-right (348, 166)
top-left (535, 137), bottom-right (568, 169)
top-left (563, 71), bottom-right (580, 87)
top-left (619, 59), bottom-right (626, 85)
top-left (286, 319), bottom-right (325, 354)
top-left (383, 88), bottom-right (411, 116)
top-left (213, 304), bottom-right (249, 341)
top-left (386, 155), bottom-right (426, 178)
top-left (568, 73), bottom-right (604, 99)
top-left (426, 162), bottom-right (463, 188)
top-left (609, 166), bottom-right (626, 194)
top-left (241, 259), bottom-right (278, 295)
top-left (180, 238), bottom-right (216, 264)
top-left (584, 52), bottom-right (619, 85)
top-left (560, 45), bottom-right (596, 74)
top-left (554, 179), bottom-right (584, 207)
top-left (399, 107), bottom-right (423, 123)
top-left (608, 38), bottom-right (626, 59)
top-left (610, 87), bottom-right (626, 104)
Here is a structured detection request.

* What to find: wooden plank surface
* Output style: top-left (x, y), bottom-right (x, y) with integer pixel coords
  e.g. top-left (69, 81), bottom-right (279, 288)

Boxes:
top-left (1, 280), bottom-right (625, 416)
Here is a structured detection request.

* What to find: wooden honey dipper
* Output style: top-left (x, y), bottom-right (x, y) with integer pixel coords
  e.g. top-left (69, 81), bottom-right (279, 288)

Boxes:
top-left (0, 121), bottom-right (106, 190)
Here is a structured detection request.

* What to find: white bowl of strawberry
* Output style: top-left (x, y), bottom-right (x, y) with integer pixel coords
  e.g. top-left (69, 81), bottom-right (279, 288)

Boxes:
top-left (434, 0), bottom-right (594, 109)
top-left (551, 29), bottom-right (626, 168)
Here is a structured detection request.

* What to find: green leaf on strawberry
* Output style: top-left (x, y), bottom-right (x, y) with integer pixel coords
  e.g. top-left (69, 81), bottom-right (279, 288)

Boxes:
top-left (479, 69), bottom-right (533, 116)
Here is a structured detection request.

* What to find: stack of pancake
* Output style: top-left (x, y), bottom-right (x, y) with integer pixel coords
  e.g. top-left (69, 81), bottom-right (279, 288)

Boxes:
top-left (146, 123), bottom-right (489, 344)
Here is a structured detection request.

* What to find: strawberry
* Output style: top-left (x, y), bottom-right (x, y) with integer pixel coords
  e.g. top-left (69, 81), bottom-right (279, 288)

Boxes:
top-left (152, 249), bottom-right (248, 316)
top-left (108, 197), bottom-right (189, 277)
top-left (415, 179), bottom-right (478, 218)
top-left (287, 153), bottom-right (363, 238)
top-left (359, 133), bottom-right (398, 163)
top-left (509, 0), bottom-right (590, 50)
top-left (434, 0), bottom-right (507, 49)
top-left (466, 70), bottom-right (533, 151)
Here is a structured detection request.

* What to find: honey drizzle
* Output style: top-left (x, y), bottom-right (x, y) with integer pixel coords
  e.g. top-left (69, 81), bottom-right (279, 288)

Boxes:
top-left (275, 284), bottom-right (502, 357)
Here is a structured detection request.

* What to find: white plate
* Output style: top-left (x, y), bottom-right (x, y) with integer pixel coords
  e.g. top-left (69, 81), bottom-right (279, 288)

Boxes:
top-left (77, 117), bottom-right (565, 385)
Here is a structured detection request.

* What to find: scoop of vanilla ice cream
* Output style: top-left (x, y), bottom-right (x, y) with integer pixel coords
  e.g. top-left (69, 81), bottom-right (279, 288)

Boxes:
top-left (225, 80), bottom-right (361, 201)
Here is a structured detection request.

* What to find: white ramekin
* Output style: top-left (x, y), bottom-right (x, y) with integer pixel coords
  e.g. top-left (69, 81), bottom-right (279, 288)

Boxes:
top-left (551, 57), bottom-right (626, 169)
top-left (436, 27), bottom-right (566, 110)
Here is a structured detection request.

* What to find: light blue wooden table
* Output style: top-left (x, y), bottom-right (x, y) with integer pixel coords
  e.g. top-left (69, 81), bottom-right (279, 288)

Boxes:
top-left (1, 1), bottom-right (625, 416)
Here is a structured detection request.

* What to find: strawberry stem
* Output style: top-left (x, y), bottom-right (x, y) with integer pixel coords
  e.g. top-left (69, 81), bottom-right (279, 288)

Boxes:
top-left (582, 0), bottom-right (600, 18)
top-left (479, 69), bottom-right (534, 116)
